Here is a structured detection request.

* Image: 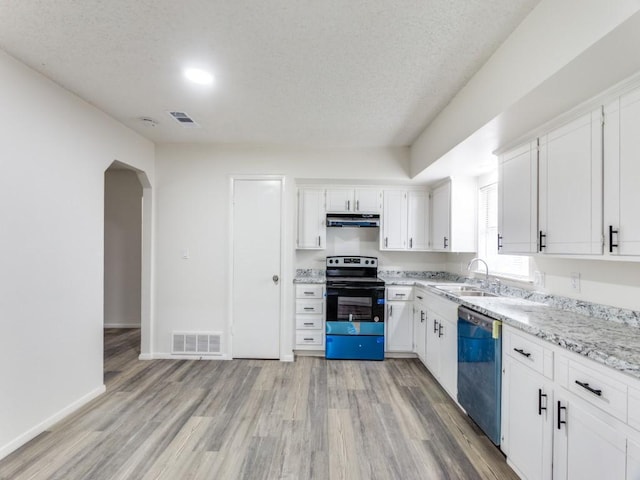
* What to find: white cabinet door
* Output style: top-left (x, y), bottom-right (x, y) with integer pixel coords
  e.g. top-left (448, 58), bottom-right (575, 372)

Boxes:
top-left (604, 90), bottom-right (640, 256)
top-left (438, 315), bottom-right (457, 399)
top-left (386, 301), bottom-right (413, 352)
top-left (354, 188), bottom-right (382, 213)
top-left (325, 188), bottom-right (353, 212)
top-left (553, 392), bottom-right (626, 480)
top-left (627, 437), bottom-right (640, 480)
top-left (297, 188), bottom-right (325, 249)
top-left (430, 182), bottom-right (451, 251)
top-left (407, 190), bottom-right (429, 251)
top-left (502, 356), bottom-right (553, 480)
top-left (539, 110), bottom-right (603, 255)
top-left (413, 292), bottom-right (427, 362)
top-left (425, 309), bottom-right (441, 375)
top-left (381, 190), bottom-right (407, 250)
top-left (499, 142), bottom-right (538, 254)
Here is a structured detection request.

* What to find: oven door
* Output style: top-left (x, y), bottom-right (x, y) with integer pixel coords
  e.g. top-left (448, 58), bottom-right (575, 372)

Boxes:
top-left (326, 286), bottom-right (384, 322)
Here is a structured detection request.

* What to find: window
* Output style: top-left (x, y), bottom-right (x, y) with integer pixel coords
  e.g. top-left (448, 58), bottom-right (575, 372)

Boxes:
top-left (477, 183), bottom-right (530, 279)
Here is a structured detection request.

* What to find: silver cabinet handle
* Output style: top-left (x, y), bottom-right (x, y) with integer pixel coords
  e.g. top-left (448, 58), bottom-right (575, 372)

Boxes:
top-left (304, 291), bottom-right (314, 295)
top-left (356, 200), bottom-right (359, 211)
top-left (416, 295), bottom-right (423, 300)
top-left (409, 238), bottom-right (413, 248)
top-left (389, 305), bottom-right (393, 317)
top-left (304, 307), bottom-right (314, 311)
top-left (272, 275), bottom-right (279, 284)
top-left (346, 200), bottom-right (350, 211)
top-left (420, 311), bottom-right (425, 322)
top-left (443, 237), bottom-right (449, 249)
top-left (385, 237), bottom-right (388, 247)
top-left (318, 235), bottom-right (321, 247)
top-left (304, 337), bottom-right (314, 341)
top-left (433, 319), bottom-right (439, 333)
top-left (303, 322), bottom-right (314, 326)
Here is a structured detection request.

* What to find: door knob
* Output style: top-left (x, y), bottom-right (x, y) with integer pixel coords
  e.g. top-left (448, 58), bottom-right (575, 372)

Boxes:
top-left (272, 275), bottom-right (279, 284)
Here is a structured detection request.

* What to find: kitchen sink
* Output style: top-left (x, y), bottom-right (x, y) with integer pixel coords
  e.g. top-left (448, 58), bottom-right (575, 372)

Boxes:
top-left (434, 284), bottom-right (480, 293)
top-left (457, 291), bottom-right (498, 297)
top-left (434, 284), bottom-right (499, 297)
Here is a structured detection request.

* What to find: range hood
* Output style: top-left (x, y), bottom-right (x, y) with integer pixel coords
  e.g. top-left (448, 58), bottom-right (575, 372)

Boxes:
top-left (326, 213), bottom-right (380, 227)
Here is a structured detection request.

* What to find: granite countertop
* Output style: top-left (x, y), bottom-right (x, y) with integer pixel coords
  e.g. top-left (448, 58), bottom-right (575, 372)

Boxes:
top-left (295, 270), bottom-right (640, 380)
top-left (384, 276), bottom-right (640, 381)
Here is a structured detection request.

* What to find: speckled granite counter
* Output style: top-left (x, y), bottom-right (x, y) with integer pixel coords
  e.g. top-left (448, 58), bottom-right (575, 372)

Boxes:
top-left (294, 269), bottom-right (640, 379)
top-left (382, 274), bottom-right (640, 381)
top-left (293, 269), bottom-right (325, 284)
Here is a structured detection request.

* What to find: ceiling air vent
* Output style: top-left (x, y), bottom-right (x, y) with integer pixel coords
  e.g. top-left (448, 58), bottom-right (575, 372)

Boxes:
top-left (168, 111), bottom-right (200, 128)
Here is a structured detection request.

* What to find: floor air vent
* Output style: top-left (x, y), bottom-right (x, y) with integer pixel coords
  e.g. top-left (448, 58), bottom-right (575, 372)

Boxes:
top-left (172, 332), bottom-right (222, 355)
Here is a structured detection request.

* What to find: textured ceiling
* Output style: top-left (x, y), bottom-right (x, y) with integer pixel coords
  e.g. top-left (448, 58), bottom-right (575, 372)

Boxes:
top-left (0, 0), bottom-right (539, 147)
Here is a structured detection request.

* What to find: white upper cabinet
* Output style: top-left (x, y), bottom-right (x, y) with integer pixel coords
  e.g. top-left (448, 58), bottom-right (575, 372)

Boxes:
top-left (538, 109), bottom-right (603, 255)
top-left (430, 182), bottom-right (450, 251)
top-left (498, 141), bottom-right (538, 254)
top-left (430, 178), bottom-right (476, 252)
top-left (381, 189), bottom-right (407, 250)
top-left (325, 187), bottom-right (381, 213)
top-left (604, 88), bottom-right (640, 256)
top-left (381, 189), bottom-right (429, 251)
top-left (407, 190), bottom-right (429, 251)
top-left (296, 188), bottom-right (325, 249)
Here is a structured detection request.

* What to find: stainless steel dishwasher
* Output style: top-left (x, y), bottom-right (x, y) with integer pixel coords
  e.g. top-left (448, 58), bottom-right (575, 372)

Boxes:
top-left (457, 306), bottom-right (502, 445)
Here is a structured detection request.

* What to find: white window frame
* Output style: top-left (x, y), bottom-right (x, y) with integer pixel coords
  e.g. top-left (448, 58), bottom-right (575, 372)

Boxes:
top-left (476, 180), bottom-right (532, 281)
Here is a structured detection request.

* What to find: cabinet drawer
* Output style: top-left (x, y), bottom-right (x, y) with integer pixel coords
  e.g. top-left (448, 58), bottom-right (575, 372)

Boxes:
top-left (295, 284), bottom-right (324, 299)
top-left (296, 315), bottom-right (323, 330)
top-left (296, 299), bottom-right (323, 314)
top-left (296, 331), bottom-right (323, 346)
top-left (557, 355), bottom-right (627, 422)
top-left (504, 328), bottom-right (552, 377)
top-left (386, 286), bottom-right (413, 301)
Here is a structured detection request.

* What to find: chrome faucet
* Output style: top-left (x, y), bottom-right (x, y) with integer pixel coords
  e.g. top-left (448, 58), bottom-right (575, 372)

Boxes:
top-left (467, 257), bottom-right (489, 287)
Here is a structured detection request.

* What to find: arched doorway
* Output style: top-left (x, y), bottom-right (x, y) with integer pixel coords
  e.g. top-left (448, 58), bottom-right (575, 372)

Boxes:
top-left (103, 161), bottom-right (153, 368)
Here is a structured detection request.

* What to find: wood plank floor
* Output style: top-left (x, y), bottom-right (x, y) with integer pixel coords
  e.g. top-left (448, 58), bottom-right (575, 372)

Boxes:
top-left (0, 329), bottom-right (518, 480)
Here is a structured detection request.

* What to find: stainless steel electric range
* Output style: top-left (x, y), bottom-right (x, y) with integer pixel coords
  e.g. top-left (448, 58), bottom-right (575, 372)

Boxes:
top-left (324, 256), bottom-right (385, 360)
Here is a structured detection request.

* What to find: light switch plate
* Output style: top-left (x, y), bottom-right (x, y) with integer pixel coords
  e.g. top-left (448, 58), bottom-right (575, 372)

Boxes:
top-left (534, 271), bottom-right (545, 288)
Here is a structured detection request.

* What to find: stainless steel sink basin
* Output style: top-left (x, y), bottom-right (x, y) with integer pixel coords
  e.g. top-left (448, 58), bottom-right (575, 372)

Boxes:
top-left (434, 284), bottom-right (499, 297)
top-left (458, 291), bottom-right (498, 297)
top-left (434, 284), bottom-right (480, 293)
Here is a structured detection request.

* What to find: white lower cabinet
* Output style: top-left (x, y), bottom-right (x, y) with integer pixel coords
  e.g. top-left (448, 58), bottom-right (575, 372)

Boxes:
top-left (502, 352), bottom-right (553, 480)
top-left (294, 284), bottom-right (325, 351)
top-left (502, 325), bottom-right (639, 480)
top-left (553, 389), bottom-right (626, 480)
top-left (413, 288), bottom-right (427, 362)
top-left (386, 287), bottom-right (414, 352)
top-left (421, 290), bottom-right (458, 400)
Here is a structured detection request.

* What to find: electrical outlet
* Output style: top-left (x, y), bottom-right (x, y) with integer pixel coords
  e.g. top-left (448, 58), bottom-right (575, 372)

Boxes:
top-left (181, 248), bottom-right (190, 259)
top-left (570, 272), bottom-right (580, 292)
top-left (533, 271), bottom-right (545, 288)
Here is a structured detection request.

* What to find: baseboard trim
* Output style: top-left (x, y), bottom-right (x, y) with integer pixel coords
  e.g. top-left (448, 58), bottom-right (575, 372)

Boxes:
top-left (0, 384), bottom-right (106, 461)
top-left (280, 354), bottom-right (294, 362)
top-left (138, 353), bottom-right (229, 361)
top-left (104, 323), bottom-right (140, 329)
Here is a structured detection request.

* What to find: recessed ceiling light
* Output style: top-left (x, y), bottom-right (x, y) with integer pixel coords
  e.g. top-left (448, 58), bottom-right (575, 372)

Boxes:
top-left (184, 68), bottom-right (214, 85)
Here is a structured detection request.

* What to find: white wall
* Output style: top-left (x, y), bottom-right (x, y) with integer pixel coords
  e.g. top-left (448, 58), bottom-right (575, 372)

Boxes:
top-left (154, 144), bottom-right (425, 358)
top-left (104, 169), bottom-right (143, 328)
top-left (411, 0), bottom-right (640, 176)
top-left (0, 51), bottom-right (154, 459)
top-left (297, 228), bottom-right (447, 272)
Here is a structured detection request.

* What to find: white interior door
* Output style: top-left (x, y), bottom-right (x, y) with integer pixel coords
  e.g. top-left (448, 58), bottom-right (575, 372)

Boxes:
top-left (232, 178), bottom-right (282, 359)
